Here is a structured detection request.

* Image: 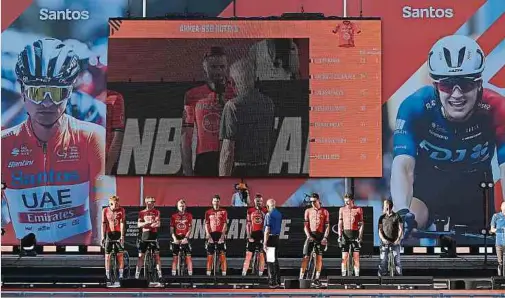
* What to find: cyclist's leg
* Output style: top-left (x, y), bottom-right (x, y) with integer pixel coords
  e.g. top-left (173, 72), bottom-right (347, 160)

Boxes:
top-left (154, 240), bottom-right (162, 278)
top-left (341, 239), bottom-right (350, 276)
top-left (300, 238), bottom-right (312, 279)
top-left (171, 242), bottom-right (180, 276)
top-left (136, 240), bottom-right (147, 279)
top-left (218, 241), bottom-right (227, 276)
top-left (315, 242), bottom-right (324, 280)
top-left (205, 239), bottom-right (215, 276)
top-left (393, 244), bottom-right (402, 275)
top-left (378, 244), bottom-right (388, 276)
top-left (114, 234), bottom-right (125, 279)
top-left (104, 234), bottom-right (113, 279)
top-left (184, 242), bottom-right (193, 276)
top-left (258, 241), bottom-right (265, 276)
top-left (352, 240), bottom-right (360, 276)
top-left (242, 239), bottom-right (255, 276)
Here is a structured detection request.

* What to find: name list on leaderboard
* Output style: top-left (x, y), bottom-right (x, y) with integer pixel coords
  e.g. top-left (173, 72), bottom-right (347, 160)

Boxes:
top-left (309, 48), bottom-right (382, 178)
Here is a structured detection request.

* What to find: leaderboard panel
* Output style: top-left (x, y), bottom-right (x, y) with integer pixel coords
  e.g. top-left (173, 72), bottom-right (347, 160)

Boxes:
top-left (309, 19), bottom-right (382, 177)
top-left (107, 18), bottom-right (381, 178)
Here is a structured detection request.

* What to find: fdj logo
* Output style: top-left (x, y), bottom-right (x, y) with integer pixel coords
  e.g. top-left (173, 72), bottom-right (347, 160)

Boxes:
top-left (419, 140), bottom-right (490, 162)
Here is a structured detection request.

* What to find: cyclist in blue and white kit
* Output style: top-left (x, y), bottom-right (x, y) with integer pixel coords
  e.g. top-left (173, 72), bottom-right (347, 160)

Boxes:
top-left (391, 35), bottom-right (505, 243)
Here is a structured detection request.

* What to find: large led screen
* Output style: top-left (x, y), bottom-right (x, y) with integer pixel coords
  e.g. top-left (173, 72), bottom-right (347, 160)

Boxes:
top-left (107, 18), bottom-right (382, 177)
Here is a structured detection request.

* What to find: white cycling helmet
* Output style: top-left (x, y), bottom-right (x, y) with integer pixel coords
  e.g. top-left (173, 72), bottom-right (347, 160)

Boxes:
top-left (428, 35), bottom-right (485, 79)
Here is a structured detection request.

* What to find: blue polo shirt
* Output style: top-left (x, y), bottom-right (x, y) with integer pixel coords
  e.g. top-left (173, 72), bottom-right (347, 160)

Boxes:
top-left (491, 212), bottom-right (505, 246)
top-left (265, 208), bottom-right (282, 235)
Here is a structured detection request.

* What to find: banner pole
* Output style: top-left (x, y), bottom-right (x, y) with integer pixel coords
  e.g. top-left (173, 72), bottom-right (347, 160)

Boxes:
top-left (343, 0), bottom-right (347, 17)
top-left (142, 0), bottom-right (147, 17)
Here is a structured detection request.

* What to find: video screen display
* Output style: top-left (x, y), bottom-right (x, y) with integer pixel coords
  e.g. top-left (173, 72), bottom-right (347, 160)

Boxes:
top-left (107, 19), bottom-right (382, 177)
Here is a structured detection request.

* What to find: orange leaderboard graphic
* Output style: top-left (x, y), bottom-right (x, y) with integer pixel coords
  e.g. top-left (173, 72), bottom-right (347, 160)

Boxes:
top-left (107, 19), bottom-right (382, 178)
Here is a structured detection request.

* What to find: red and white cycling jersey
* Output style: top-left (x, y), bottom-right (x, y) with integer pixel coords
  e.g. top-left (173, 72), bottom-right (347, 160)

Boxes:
top-left (1, 114), bottom-right (105, 244)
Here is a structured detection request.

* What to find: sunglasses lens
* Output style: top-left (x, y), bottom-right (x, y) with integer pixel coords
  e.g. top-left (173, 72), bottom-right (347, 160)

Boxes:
top-left (25, 86), bottom-right (72, 104)
top-left (437, 79), bottom-right (478, 93)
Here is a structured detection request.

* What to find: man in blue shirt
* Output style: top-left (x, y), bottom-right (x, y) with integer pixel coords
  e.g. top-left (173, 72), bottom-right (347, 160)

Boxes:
top-left (264, 199), bottom-right (282, 288)
top-left (491, 202), bottom-right (505, 276)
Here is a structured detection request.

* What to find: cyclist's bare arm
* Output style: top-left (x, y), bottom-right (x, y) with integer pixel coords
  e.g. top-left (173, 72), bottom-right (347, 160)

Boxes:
top-left (221, 212), bottom-right (228, 240)
top-left (204, 213), bottom-right (211, 239)
top-left (185, 215), bottom-right (192, 239)
top-left (323, 209), bottom-right (330, 239)
top-left (391, 155), bottom-right (415, 211)
top-left (396, 221), bottom-right (403, 243)
top-left (378, 223), bottom-right (387, 242)
top-left (102, 208), bottom-right (108, 241)
top-left (181, 94), bottom-right (195, 176)
top-left (338, 208), bottom-right (343, 237)
top-left (303, 209), bottom-right (311, 238)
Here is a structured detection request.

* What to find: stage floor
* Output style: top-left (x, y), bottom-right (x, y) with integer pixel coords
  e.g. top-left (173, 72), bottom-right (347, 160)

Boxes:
top-left (1, 254), bottom-right (498, 270)
top-left (2, 288), bottom-right (505, 297)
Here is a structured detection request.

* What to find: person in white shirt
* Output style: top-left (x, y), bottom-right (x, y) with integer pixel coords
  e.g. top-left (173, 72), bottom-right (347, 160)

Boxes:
top-left (248, 39), bottom-right (300, 81)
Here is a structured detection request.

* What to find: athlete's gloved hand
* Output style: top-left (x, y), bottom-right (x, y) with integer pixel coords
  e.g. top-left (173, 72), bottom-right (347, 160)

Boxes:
top-left (398, 208), bottom-right (417, 239)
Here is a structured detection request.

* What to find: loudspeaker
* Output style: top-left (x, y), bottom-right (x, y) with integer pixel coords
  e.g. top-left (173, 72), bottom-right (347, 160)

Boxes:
top-left (492, 276), bottom-right (505, 289)
top-left (448, 279), bottom-right (465, 290)
top-left (120, 278), bottom-right (149, 288)
top-left (284, 279), bottom-right (300, 289)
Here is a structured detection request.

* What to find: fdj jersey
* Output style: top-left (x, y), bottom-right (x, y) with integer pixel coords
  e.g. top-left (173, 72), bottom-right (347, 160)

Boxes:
top-left (1, 114), bottom-right (105, 244)
top-left (205, 208), bottom-right (228, 233)
top-left (139, 208), bottom-right (160, 233)
top-left (393, 86), bottom-right (505, 172)
top-left (171, 212), bottom-right (193, 237)
top-left (305, 207), bottom-right (330, 234)
top-left (247, 207), bottom-right (268, 232)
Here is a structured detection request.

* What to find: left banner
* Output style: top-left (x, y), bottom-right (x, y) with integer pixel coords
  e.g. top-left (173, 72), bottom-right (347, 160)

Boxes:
top-left (1, 0), bottom-right (129, 245)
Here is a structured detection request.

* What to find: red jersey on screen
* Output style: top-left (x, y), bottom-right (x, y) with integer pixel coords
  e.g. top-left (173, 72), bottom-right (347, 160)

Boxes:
top-left (339, 205), bottom-right (363, 230)
top-left (183, 84), bottom-right (235, 155)
top-left (103, 207), bottom-right (125, 233)
top-left (139, 208), bottom-right (160, 233)
top-left (247, 207), bottom-right (268, 232)
top-left (170, 211), bottom-right (193, 237)
top-left (304, 207), bottom-right (330, 234)
top-left (105, 90), bottom-right (125, 153)
top-left (205, 208), bottom-right (228, 233)
top-left (333, 21), bottom-right (361, 48)
top-left (1, 114), bottom-right (105, 244)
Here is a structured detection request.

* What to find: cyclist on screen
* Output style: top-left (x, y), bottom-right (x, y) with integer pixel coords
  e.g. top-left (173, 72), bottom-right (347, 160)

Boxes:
top-left (205, 195), bottom-right (228, 276)
top-left (242, 194), bottom-right (267, 276)
top-left (1, 38), bottom-right (105, 245)
top-left (181, 46), bottom-right (235, 177)
top-left (102, 196), bottom-right (125, 282)
top-left (338, 193), bottom-right (364, 276)
top-left (170, 198), bottom-right (194, 276)
top-left (391, 35), bottom-right (505, 242)
top-left (105, 90), bottom-right (125, 174)
top-left (135, 196), bottom-right (162, 280)
top-left (299, 193), bottom-right (329, 287)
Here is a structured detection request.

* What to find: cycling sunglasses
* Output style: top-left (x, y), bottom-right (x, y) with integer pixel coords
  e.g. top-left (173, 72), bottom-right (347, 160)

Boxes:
top-left (434, 77), bottom-right (481, 94)
top-left (23, 85), bottom-right (73, 105)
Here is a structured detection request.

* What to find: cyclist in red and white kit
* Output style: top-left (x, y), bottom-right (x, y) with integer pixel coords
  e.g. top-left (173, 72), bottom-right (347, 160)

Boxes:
top-left (242, 194), bottom-right (268, 276)
top-left (105, 90), bottom-right (125, 175)
top-left (102, 196), bottom-right (125, 282)
top-left (205, 195), bottom-right (228, 276)
top-left (170, 198), bottom-right (194, 276)
top-left (181, 46), bottom-right (235, 176)
top-left (299, 193), bottom-right (329, 287)
top-left (1, 38), bottom-right (105, 245)
top-left (135, 196), bottom-right (162, 279)
top-left (338, 193), bottom-right (364, 276)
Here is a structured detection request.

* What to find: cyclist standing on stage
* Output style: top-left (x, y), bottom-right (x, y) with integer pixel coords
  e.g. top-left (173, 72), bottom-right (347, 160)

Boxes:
top-left (338, 193), bottom-right (364, 276)
top-left (490, 202), bottom-right (505, 276)
top-left (135, 196), bottom-right (162, 279)
top-left (170, 198), bottom-right (194, 276)
top-left (242, 194), bottom-right (268, 276)
top-left (205, 195), bottom-right (228, 276)
top-left (102, 196), bottom-right (125, 282)
top-left (299, 193), bottom-right (329, 287)
top-left (378, 198), bottom-right (403, 276)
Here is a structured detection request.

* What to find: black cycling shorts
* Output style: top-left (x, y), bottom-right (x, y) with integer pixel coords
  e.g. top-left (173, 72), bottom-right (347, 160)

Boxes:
top-left (171, 235), bottom-right (192, 256)
top-left (303, 232), bottom-right (326, 256)
top-left (341, 230), bottom-right (360, 253)
top-left (206, 232), bottom-right (226, 254)
top-left (246, 230), bottom-right (264, 253)
top-left (106, 231), bottom-right (124, 254)
top-left (138, 231), bottom-right (160, 254)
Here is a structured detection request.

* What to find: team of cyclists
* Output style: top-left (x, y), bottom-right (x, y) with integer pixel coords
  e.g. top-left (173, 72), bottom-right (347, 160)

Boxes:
top-left (101, 192), bottom-right (366, 286)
